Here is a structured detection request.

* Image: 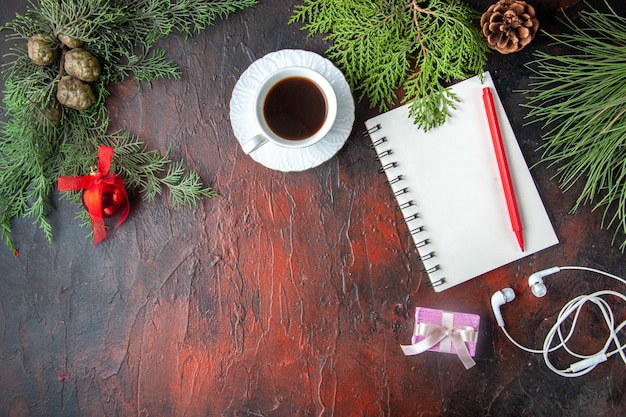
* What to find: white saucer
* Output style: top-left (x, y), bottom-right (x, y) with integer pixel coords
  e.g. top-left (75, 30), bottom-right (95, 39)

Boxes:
top-left (229, 49), bottom-right (355, 172)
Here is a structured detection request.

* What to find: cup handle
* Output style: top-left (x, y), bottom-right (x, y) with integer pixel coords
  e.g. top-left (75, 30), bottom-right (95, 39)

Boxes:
top-left (241, 133), bottom-right (268, 154)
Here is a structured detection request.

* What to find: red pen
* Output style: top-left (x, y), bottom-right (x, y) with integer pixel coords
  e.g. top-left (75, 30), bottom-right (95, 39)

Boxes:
top-left (482, 86), bottom-right (524, 251)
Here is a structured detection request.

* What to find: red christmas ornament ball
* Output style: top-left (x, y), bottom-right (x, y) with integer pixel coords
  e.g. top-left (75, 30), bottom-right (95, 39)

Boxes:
top-left (82, 182), bottom-right (128, 218)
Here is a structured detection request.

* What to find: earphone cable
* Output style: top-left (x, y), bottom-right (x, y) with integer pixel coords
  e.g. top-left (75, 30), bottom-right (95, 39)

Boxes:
top-left (560, 266), bottom-right (626, 286)
top-left (499, 266), bottom-right (626, 377)
top-left (542, 290), bottom-right (626, 377)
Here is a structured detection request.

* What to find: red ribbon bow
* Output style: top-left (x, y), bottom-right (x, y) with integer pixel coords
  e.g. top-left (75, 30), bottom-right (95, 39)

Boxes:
top-left (58, 145), bottom-right (129, 245)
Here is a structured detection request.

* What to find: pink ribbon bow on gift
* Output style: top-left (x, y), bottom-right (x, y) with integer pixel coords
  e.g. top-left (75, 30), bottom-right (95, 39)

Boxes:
top-left (401, 312), bottom-right (478, 370)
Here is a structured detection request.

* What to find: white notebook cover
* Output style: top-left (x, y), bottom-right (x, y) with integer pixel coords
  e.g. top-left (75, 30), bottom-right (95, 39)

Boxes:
top-left (365, 71), bottom-right (558, 292)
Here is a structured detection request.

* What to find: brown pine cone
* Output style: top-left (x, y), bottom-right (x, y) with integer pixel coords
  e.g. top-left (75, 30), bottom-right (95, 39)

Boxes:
top-left (481, 0), bottom-right (539, 54)
top-left (56, 75), bottom-right (96, 110)
top-left (27, 34), bottom-right (59, 66)
top-left (58, 33), bottom-right (84, 49)
top-left (64, 48), bottom-right (101, 82)
top-left (42, 103), bottom-right (62, 126)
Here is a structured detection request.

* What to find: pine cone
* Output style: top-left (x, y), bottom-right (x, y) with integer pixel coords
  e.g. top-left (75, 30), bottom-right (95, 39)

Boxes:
top-left (481, 0), bottom-right (539, 54)
top-left (56, 75), bottom-right (96, 110)
top-left (58, 33), bottom-right (83, 49)
top-left (42, 103), bottom-right (62, 126)
top-left (27, 34), bottom-right (59, 66)
top-left (64, 48), bottom-right (101, 82)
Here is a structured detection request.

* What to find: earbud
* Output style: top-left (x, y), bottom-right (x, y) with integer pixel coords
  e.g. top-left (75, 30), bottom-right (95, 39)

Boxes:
top-left (528, 266), bottom-right (561, 298)
top-left (491, 287), bottom-right (516, 327)
top-left (528, 276), bottom-right (547, 298)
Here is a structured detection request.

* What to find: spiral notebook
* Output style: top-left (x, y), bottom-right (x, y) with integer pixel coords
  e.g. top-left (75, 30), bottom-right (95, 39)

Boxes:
top-left (364, 72), bottom-right (558, 292)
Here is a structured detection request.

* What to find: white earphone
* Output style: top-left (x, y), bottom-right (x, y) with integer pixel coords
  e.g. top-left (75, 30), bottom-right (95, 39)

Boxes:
top-left (492, 265), bottom-right (626, 377)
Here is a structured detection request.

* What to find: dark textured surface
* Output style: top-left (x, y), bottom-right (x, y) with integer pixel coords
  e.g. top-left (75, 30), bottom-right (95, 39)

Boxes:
top-left (1, 0), bottom-right (626, 416)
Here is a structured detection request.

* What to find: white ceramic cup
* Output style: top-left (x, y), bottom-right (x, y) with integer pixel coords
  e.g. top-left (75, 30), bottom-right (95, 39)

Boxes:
top-left (241, 67), bottom-right (337, 154)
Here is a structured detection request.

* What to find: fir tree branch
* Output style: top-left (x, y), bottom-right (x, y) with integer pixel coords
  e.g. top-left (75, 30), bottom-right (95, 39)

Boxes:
top-left (522, 3), bottom-right (626, 250)
top-left (158, 160), bottom-right (219, 208)
top-left (113, 48), bottom-right (181, 88)
top-left (0, 0), bottom-right (255, 250)
top-left (290, 0), bottom-right (488, 130)
top-left (101, 131), bottom-right (217, 207)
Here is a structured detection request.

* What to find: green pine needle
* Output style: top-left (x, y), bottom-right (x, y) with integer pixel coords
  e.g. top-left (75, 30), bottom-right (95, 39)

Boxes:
top-left (290, 0), bottom-right (488, 130)
top-left (522, 2), bottom-right (626, 250)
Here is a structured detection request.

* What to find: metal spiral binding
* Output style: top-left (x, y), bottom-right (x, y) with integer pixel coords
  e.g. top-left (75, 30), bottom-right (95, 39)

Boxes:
top-left (403, 213), bottom-right (419, 223)
top-left (385, 175), bottom-right (403, 186)
top-left (377, 162), bottom-right (396, 174)
top-left (370, 137), bottom-right (387, 148)
top-left (394, 188), bottom-right (409, 197)
top-left (374, 149), bottom-right (392, 161)
top-left (407, 226), bottom-right (424, 236)
top-left (413, 239), bottom-right (429, 249)
top-left (419, 251), bottom-right (435, 261)
top-left (367, 123), bottom-right (442, 288)
top-left (422, 265), bottom-right (440, 274)
top-left (363, 124), bottom-right (382, 137)
top-left (427, 278), bottom-right (446, 288)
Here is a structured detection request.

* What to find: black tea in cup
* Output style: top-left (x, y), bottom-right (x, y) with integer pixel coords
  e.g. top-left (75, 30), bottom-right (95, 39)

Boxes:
top-left (263, 76), bottom-right (328, 141)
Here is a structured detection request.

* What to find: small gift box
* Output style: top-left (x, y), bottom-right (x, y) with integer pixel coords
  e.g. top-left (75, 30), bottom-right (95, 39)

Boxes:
top-left (401, 307), bottom-right (480, 369)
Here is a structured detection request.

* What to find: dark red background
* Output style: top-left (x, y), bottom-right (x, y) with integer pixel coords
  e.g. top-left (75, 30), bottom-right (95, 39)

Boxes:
top-left (1, 1), bottom-right (625, 416)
